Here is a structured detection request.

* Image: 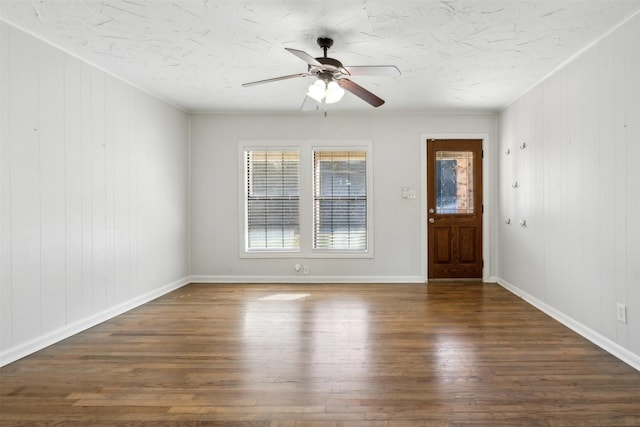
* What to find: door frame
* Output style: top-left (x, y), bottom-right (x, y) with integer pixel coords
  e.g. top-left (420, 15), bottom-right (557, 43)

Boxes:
top-left (420, 133), bottom-right (493, 282)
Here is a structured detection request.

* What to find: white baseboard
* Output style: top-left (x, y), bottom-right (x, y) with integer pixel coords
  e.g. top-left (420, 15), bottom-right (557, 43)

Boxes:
top-left (12, 275), bottom-right (634, 374)
top-left (0, 276), bottom-right (190, 367)
top-left (188, 275), bottom-right (427, 284)
top-left (496, 277), bottom-right (640, 372)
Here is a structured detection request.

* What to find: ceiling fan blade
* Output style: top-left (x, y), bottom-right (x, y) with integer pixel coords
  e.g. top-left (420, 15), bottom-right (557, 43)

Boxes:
top-left (285, 48), bottom-right (323, 67)
top-left (300, 95), bottom-right (319, 112)
top-left (337, 79), bottom-right (385, 107)
top-left (343, 65), bottom-right (401, 77)
top-left (241, 73), bottom-right (309, 87)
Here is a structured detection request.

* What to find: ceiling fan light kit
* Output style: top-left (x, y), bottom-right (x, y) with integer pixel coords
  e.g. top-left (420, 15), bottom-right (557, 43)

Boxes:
top-left (242, 37), bottom-right (400, 110)
top-left (307, 80), bottom-right (326, 102)
top-left (307, 80), bottom-right (345, 104)
top-left (324, 81), bottom-right (345, 104)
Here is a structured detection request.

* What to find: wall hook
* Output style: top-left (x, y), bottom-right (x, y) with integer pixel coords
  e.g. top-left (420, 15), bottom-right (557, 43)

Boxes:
top-left (520, 219), bottom-right (527, 227)
top-left (512, 181), bottom-right (519, 188)
top-left (520, 142), bottom-right (527, 149)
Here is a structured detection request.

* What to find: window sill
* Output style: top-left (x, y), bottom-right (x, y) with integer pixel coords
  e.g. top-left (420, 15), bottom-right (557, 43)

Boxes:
top-left (240, 250), bottom-right (374, 259)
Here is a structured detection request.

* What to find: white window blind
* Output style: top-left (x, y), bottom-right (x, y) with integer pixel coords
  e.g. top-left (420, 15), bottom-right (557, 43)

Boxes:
top-left (245, 150), bottom-right (300, 251)
top-left (313, 150), bottom-right (367, 250)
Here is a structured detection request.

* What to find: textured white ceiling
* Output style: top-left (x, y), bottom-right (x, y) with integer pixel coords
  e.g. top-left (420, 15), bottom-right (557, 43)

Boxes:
top-left (2, 1), bottom-right (640, 113)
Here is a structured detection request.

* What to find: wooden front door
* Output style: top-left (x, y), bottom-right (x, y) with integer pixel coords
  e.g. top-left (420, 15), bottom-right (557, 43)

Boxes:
top-left (427, 139), bottom-right (483, 279)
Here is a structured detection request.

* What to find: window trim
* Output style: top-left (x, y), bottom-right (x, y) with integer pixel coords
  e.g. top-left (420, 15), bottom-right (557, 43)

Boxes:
top-left (239, 140), bottom-right (373, 259)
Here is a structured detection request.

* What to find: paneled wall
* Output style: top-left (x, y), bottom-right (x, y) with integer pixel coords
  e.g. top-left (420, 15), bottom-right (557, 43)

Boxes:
top-left (0, 22), bottom-right (190, 365)
top-left (498, 13), bottom-right (640, 365)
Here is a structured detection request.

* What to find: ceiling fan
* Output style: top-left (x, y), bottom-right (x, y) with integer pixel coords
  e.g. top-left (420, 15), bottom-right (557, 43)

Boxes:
top-left (241, 37), bottom-right (400, 109)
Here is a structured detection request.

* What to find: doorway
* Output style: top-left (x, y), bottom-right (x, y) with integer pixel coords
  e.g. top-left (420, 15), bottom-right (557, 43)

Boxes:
top-left (427, 139), bottom-right (483, 279)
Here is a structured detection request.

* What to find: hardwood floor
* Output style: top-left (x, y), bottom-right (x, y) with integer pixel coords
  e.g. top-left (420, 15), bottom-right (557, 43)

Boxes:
top-left (1, 283), bottom-right (639, 426)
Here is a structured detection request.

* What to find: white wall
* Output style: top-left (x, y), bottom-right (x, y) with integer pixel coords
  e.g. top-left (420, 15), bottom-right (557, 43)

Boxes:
top-left (497, 13), bottom-right (640, 367)
top-left (2, 11), bottom-right (636, 374)
top-left (190, 113), bottom-right (497, 282)
top-left (0, 22), bottom-right (190, 365)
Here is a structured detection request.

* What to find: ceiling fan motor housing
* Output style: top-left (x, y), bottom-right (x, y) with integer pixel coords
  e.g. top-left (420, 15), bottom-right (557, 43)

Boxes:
top-left (310, 38), bottom-right (345, 76)
top-left (311, 57), bottom-right (344, 73)
top-left (304, 39), bottom-right (344, 103)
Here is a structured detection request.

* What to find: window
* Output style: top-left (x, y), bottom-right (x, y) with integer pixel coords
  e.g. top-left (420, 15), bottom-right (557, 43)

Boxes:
top-left (245, 150), bottom-right (299, 251)
top-left (313, 151), bottom-right (367, 250)
top-left (241, 141), bottom-right (372, 257)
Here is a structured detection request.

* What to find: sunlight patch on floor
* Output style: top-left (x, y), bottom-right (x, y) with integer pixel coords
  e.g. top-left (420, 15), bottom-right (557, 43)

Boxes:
top-left (258, 293), bottom-right (310, 301)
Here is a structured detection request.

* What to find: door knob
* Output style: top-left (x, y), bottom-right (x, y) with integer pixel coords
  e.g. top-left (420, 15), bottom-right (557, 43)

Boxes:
top-left (428, 208), bottom-right (435, 214)
top-left (428, 218), bottom-right (435, 223)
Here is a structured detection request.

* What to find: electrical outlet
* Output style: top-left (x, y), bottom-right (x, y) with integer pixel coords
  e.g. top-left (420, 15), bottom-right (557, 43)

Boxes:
top-left (303, 265), bottom-right (310, 275)
top-left (616, 303), bottom-right (627, 323)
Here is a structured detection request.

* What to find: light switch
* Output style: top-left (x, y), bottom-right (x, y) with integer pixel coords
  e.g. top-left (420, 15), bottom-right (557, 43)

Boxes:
top-left (402, 186), bottom-right (416, 199)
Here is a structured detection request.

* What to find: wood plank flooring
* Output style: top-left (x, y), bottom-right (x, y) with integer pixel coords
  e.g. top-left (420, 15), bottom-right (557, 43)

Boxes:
top-left (1, 283), bottom-right (639, 426)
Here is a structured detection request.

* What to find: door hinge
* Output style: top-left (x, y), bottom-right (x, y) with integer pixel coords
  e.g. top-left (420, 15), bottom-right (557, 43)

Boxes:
top-left (482, 204), bottom-right (484, 213)
top-left (482, 150), bottom-right (484, 158)
top-left (482, 259), bottom-right (484, 268)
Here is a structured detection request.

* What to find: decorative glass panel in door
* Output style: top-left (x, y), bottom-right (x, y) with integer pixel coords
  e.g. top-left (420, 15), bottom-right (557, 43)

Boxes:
top-left (435, 150), bottom-right (474, 214)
